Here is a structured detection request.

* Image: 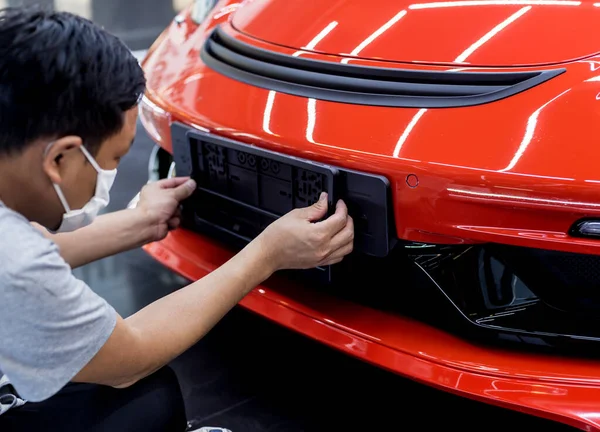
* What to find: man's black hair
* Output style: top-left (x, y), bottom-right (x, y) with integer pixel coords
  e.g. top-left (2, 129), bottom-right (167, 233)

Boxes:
top-left (0, 6), bottom-right (146, 156)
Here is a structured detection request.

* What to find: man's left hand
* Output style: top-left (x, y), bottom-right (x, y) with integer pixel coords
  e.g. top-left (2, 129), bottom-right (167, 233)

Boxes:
top-left (136, 177), bottom-right (197, 243)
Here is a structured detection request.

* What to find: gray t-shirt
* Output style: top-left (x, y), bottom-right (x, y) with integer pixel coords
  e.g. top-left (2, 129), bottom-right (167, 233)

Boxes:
top-left (0, 200), bottom-right (117, 412)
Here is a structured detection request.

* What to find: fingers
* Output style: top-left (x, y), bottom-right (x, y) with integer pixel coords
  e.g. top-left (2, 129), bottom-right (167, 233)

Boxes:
top-left (320, 241), bottom-right (354, 266)
top-left (156, 176), bottom-right (191, 189)
top-left (314, 199), bottom-right (349, 237)
top-left (301, 192), bottom-right (329, 222)
top-left (329, 215), bottom-right (354, 250)
top-left (319, 216), bottom-right (354, 265)
top-left (167, 217), bottom-right (181, 230)
top-left (167, 206), bottom-right (182, 230)
top-left (152, 176), bottom-right (197, 201)
top-left (171, 178), bottom-right (197, 202)
top-left (140, 177), bottom-right (195, 208)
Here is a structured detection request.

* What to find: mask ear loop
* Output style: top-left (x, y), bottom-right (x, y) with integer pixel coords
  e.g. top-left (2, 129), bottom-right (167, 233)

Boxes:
top-left (53, 184), bottom-right (72, 213)
top-left (44, 141), bottom-right (72, 213)
top-left (79, 145), bottom-right (102, 173)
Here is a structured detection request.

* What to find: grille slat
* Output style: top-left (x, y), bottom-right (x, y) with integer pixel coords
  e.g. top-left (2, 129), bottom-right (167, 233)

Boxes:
top-left (206, 39), bottom-right (505, 97)
top-left (200, 26), bottom-right (566, 108)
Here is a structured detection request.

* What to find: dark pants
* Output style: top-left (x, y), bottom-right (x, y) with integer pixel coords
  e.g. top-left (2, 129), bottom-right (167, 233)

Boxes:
top-left (0, 367), bottom-right (187, 432)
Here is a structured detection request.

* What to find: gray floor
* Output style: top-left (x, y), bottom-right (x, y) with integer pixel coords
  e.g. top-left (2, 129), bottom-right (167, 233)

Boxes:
top-left (73, 123), bottom-right (577, 431)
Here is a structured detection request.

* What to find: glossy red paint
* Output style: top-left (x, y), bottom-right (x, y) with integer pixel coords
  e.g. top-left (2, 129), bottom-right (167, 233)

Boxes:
top-left (231, 0), bottom-right (600, 67)
top-left (142, 12), bottom-right (600, 255)
top-left (140, 1), bottom-right (600, 428)
top-left (144, 230), bottom-right (600, 431)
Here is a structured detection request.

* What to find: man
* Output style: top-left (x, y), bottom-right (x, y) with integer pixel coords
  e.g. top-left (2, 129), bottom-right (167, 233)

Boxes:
top-left (0, 6), bottom-right (354, 432)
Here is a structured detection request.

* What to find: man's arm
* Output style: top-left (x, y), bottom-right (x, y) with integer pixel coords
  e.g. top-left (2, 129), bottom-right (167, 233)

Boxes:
top-left (72, 193), bottom-right (354, 388)
top-left (33, 177), bottom-right (194, 269)
top-left (73, 235), bottom-right (274, 387)
top-left (33, 209), bottom-right (155, 269)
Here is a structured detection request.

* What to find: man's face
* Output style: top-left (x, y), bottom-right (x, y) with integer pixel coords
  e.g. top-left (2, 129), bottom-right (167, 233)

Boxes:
top-left (44, 107), bottom-right (138, 229)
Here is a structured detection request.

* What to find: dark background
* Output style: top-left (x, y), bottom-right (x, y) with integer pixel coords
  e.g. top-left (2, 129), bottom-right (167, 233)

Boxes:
top-left (3, 0), bottom-right (582, 430)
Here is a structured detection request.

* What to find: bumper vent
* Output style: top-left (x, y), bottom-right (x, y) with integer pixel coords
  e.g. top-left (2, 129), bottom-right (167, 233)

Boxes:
top-left (200, 26), bottom-right (565, 108)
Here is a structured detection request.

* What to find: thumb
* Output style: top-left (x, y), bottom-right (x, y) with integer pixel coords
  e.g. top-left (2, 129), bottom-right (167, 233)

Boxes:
top-left (171, 178), bottom-right (196, 202)
top-left (302, 192), bottom-right (329, 221)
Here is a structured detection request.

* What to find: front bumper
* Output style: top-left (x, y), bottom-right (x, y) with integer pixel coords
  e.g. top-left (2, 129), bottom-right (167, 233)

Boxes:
top-left (134, 131), bottom-right (600, 430)
top-left (143, 228), bottom-right (600, 431)
top-left (138, 13), bottom-right (600, 429)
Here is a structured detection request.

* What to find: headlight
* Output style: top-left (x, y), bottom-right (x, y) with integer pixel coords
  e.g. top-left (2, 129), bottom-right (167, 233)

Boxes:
top-left (191, 0), bottom-right (219, 23)
top-left (139, 94), bottom-right (172, 149)
top-left (168, 161), bottom-right (177, 179)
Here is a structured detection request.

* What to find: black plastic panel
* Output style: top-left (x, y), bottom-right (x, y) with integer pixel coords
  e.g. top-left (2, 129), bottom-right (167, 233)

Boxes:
top-left (338, 168), bottom-right (393, 257)
top-left (200, 26), bottom-right (565, 108)
top-left (171, 122), bottom-right (394, 283)
top-left (171, 127), bottom-right (193, 177)
top-left (569, 218), bottom-right (600, 240)
top-left (406, 243), bottom-right (600, 354)
top-left (192, 129), bottom-right (338, 222)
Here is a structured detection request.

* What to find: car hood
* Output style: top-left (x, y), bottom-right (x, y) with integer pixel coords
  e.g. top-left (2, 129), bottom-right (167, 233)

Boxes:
top-left (231, 0), bottom-right (600, 67)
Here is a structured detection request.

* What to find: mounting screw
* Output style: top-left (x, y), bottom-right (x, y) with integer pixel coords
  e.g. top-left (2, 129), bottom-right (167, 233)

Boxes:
top-left (406, 174), bottom-right (419, 188)
top-left (260, 158), bottom-right (270, 171)
top-left (270, 161), bottom-right (280, 174)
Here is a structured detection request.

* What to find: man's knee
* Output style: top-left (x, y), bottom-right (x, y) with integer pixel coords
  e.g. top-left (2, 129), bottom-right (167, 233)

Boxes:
top-left (139, 367), bottom-right (187, 430)
top-left (104, 366), bottom-right (187, 432)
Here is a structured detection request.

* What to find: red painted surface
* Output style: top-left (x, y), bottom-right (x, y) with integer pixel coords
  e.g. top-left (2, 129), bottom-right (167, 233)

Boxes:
top-left (144, 230), bottom-right (600, 431)
top-left (231, 0), bottom-right (600, 67)
top-left (142, 5), bottom-right (600, 256)
top-left (140, 2), bottom-right (600, 429)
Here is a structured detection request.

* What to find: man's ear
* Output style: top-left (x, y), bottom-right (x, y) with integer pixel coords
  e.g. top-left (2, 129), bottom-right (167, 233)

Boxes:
top-left (42, 136), bottom-right (83, 184)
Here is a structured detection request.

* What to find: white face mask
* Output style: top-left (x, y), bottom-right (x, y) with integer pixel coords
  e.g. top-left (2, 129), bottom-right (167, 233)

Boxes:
top-left (52, 145), bottom-right (117, 233)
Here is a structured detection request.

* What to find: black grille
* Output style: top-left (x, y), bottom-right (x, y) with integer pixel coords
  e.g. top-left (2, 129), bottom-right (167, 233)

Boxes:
top-left (200, 26), bottom-right (565, 108)
top-left (549, 253), bottom-right (600, 286)
top-left (409, 243), bottom-right (600, 355)
top-left (492, 246), bottom-right (600, 314)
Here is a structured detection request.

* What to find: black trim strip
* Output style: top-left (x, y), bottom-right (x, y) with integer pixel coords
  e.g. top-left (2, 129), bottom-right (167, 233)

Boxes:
top-left (569, 218), bottom-right (600, 239)
top-left (200, 26), bottom-right (566, 108)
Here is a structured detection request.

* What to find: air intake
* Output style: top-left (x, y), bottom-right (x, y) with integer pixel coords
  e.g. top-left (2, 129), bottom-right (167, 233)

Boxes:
top-left (200, 26), bottom-right (565, 108)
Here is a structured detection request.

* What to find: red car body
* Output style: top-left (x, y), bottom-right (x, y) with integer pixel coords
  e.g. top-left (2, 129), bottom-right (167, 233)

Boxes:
top-left (138, 1), bottom-right (600, 429)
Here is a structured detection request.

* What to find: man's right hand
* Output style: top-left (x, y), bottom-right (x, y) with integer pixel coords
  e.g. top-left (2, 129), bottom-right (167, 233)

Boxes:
top-left (256, 192), bottom-right (354, 272)
top-left (74, 192), bottom-right (354, 391)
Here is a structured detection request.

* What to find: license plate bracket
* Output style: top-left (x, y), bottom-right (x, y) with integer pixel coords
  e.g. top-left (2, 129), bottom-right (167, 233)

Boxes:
top-left (171, 122), bottom-right (395, 285)
top-left (175, 125), bottom-right (339, 283)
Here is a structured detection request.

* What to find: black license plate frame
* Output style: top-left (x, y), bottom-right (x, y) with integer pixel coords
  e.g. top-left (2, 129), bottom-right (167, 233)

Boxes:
top-left (177, 125), bottom-right (340, 282)
top-left (171, 121), bottom-right (396, 284)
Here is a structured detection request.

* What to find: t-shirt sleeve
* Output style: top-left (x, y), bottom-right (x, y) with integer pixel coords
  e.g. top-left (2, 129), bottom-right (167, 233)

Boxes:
top-left (0, 213), bottom-right (117, 402)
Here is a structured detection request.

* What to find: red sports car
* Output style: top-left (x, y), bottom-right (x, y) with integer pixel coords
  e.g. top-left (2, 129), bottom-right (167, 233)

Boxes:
top-left (138, 0), bottom-right (600, 429)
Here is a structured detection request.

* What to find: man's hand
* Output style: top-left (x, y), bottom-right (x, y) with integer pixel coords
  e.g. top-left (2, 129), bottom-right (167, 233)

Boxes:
top-left (32, 177), bottom-right (197, 269)
top-left (256, 192), bottom-right (354, 272)
top-left (73, 191), bottom-right (354, 390)
top-left (136, 177), bottom-right (197, 243)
